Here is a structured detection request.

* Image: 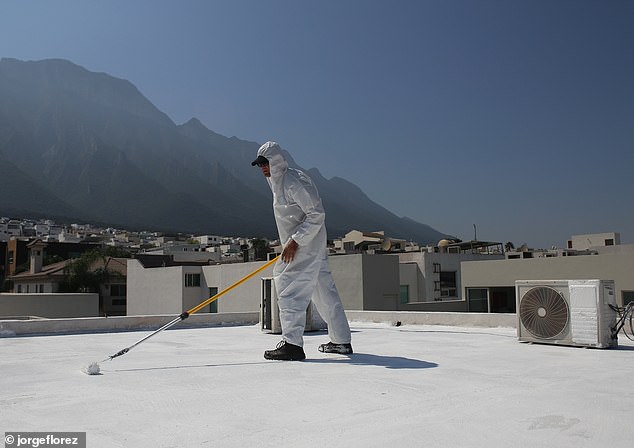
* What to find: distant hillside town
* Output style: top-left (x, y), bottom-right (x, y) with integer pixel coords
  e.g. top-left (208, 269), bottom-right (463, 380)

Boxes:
top-left (1, 214), bottom-right (632, 324)
top-left (1, 215), bottom-right (433, 267)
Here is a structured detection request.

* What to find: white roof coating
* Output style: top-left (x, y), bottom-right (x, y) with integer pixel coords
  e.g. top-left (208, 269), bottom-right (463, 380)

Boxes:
top-left (1, 322), bottom-right (633, 448)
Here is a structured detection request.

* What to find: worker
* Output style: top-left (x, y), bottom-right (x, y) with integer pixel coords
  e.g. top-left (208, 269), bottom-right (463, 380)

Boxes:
top-left (252, 141), bottom-right (353, 360)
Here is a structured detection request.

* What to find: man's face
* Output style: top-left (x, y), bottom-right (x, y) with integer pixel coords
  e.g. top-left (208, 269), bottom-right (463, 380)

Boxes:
top-left (259, 163), bottom-right (271, 177)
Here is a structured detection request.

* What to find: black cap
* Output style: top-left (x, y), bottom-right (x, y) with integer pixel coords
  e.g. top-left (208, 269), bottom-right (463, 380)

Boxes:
top-left (251, 155), bottom-right (269, 166)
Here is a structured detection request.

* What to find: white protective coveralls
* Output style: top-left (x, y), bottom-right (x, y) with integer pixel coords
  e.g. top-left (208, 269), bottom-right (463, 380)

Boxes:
top-left (257, 141), bottom-right (351, 347)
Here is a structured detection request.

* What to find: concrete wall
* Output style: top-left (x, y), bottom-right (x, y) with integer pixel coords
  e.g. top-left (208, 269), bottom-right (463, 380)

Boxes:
top-left (400, 299), bottom-right (468, 312)
top-left (204, 254), bottom-right (399, 313)
top-left (399, 263), bottom-right (419, 302)
top-left (127, 260), bottom-right (187, 315)
top-left (329, 254), bottom-right (400, 311)
top-left (202, 261), bottom-right (275, 313)
top-left (329, 255), bottom-right (364, 309)
top-left (461, 252), bottom-right (634, 306)
top-left (127, 260), bottom-right (275, 316)
top-left (362, 254), bottom-right (400, 310)
top-left (0, 312), bottom-right (259, 337)
top-left (0, 310), bottom-right (515, 338)
top-left (182, 265), bottom-right (207, 312)
top-left (346, 310), bottom-right (515, 328)
top-left (0, 293), bottom-right (98, 318)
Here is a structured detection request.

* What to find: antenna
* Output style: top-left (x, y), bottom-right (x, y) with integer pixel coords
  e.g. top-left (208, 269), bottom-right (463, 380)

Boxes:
top-left (473, 224), bottom-right (477, 241)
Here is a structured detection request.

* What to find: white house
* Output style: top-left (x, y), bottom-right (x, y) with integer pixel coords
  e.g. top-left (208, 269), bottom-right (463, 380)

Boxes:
top-left (461, 243), bottom-right (634, 311)
top-left (126, 254), bottom-right (401, 316)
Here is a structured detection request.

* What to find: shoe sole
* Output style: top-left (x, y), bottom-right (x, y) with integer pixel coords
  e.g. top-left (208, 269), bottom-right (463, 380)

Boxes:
top-left (318, 344), bottom-right (353, 355)
top-left (264, 356), bottom-right (305, 361)
top-left (264, 352), bottom-right (306, 361)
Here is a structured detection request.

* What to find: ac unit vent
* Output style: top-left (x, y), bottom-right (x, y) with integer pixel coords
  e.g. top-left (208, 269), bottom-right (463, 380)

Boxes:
top-left (519, 286), bottom-right (569, 339)
top-left (516, 280), bottom-right (618, 348)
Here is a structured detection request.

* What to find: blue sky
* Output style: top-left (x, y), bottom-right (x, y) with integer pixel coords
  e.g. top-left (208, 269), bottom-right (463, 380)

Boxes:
top-left (1, 0), bottom-right (633, 248)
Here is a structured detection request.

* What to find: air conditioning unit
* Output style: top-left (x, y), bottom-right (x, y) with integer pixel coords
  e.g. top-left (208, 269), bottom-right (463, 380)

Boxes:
top-left (260, 277), bottom-right (326, 334)
top-left (515, 279), bottom-right (617, 348)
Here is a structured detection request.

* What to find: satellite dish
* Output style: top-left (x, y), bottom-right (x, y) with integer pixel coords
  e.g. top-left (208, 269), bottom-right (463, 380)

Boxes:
top-left (381, 239), bottom-right (392, 251)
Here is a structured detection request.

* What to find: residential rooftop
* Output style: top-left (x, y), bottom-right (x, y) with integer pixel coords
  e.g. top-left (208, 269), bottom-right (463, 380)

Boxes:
top-left (1, 313), bottom-right (632, 448)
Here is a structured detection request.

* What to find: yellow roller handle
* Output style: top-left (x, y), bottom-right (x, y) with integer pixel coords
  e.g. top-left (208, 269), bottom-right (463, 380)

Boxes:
top-left (186, 255), bottom-right (279, 315)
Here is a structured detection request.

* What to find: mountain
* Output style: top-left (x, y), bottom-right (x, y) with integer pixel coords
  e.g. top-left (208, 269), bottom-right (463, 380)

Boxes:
top-left (0, 58), bottom-right (452, 243)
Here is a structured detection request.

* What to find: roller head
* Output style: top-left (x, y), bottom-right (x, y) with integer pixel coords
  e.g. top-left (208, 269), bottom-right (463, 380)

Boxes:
top-left (82, 362), bottom-right (101, 375)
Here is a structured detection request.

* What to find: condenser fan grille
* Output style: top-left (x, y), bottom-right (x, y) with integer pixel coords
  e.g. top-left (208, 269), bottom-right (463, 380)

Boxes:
top-left (519, 286), bottom-right (569, 339)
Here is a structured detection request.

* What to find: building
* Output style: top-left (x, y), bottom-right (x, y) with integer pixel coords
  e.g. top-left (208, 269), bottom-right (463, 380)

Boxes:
top-left (461, 238), bottom-right (634, 311)
top-left (6, 240), bottom-right (129, 316)
top-left (3, 238), bottom-right (102, 277)
top-left (0, 219), bottom-right (22, 241)
top-left (126, 253), bottom-right (401, 316)
top-left (6, 224), bottom-right (631, 318)
top-left (34, 221), bottom-right (64, 240)
top-left (0, 292), bottom-right (99, 318)
top-left (334, 230), bottom-right (407, 253)
top-left (397, 243), bottom-right (505, 311)
top-left (567, 232), bottom-right (620, 250)
top-left (126, 236), bottom-right (509, 316)
top-left (0, 241), bottom-right (6, 287)
top-left (194, 235), bottom-right (223, 246)
top-left (129, 231), bottom-right (634, 316)
top-left (142, 241), bottom-right (225, 263)
top-left (141, 239), bottom-right (249, 264)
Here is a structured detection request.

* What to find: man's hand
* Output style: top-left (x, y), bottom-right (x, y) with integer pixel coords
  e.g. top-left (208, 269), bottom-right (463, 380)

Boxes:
top-left (282, 239), bottom-right (299, 263)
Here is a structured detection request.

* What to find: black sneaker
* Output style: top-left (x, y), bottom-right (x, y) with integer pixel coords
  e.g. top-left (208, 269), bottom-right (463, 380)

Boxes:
top-left (264, 341), bottom-right (306, 361)
top-left (318, 342), bottom-right (353, 354)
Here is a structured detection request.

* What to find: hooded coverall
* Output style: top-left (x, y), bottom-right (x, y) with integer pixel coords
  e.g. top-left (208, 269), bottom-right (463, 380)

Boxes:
top-left (256, 141), bottom-right (351, 347)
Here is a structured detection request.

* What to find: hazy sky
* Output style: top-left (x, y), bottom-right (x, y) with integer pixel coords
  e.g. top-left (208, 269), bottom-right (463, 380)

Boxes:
top-left (1, 0), bottom-right (633, 248)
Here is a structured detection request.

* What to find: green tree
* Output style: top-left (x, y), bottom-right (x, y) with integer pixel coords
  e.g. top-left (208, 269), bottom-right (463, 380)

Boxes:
top-left (58, 250), bottom-right (111, 293)
top-left (58, 249), bottom-right (125, 316)
top-left (101, 246), bottom-right (133, 258)
top-left (44, 254), bottom-right (64, 265)
top-left (251, 238), bottom-right (270, 261)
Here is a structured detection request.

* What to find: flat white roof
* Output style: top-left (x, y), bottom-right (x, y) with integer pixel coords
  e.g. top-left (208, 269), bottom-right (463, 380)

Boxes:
top-left (1, 322), bottom-right (632, 447)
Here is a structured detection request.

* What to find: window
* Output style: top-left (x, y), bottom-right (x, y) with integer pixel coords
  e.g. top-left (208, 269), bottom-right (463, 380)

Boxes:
top-left (433, 263), bottom-right (441, 273)
top-left (110, 284), bottom-right (127, 296)
top-left (208, 287), bottom-right (218, 313)
top-left (185, 273), bottom-right (201, 287)
top-left (623, 291), bottom-right (634, 306)
top-left (440, 271), bottom-right (457, 297)
top-left (399, 285), bottom-right (409, 304)
top-left (605, 239), bottom-right (614, 246)
top-left (112, 298), bottom-right (127, 306)
top-left (468, 288), bottom-right (488, 312)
